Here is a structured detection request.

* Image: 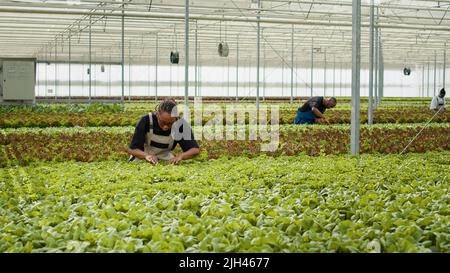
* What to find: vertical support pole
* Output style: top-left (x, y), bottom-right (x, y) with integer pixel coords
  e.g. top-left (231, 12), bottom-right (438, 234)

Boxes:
top-left (169, 63), bottom-right (172, 96)
top-left (368, 0), bottom-right (374, 125)
top-left (108, 56), bottom-right (111, 97)
top-left (350, 0), bottom-right (361, 155)
top-left (227, 58), bottom-right (230, 98)
top-left (443, 44), bottom-right (446, 89)
top-left (69, 31), bottom-right (71, 103)
top-left (93, 63), bottom-right (96, 97)
top-left (45, 54), bottom-right (48, 97)
top-left (263, 34), bottom-right (266, 101)
top-left (249, 57), bottom-right (252, 96)
top-left (256, 0), bottom-right (261, 112)
top-left (333, 55), bottom-right (336, 97)
top-left (422, 63), bottom-right (425, 98)
top-left (295, 57), bottom-right (298, 98)
top-left (434, 50), bottom-right (437, 96)
top-left (290, 24), bottom-right (294, 104)
top-left (129, 40), bottom-right (131, 101)
top-left (184, 0), bottom-right (190, 107)
top-left (89, 16), bottom-right (92, 103)
top-left (427, 58), bottom-right (430, 97)
top-left (155, 33), bottom-right (158, 102)
top-left (198, 41), bottom-right (202, 97)
top-left (195, 21), bottom-right (198, 97)
top-left (340, 62), bottom-right (342, 96)
top-left (380, 46), bottom-right (384, 104)
top-left (81, 63), bottom-right (84, 96)
top-left (121, 5), bottom-right (125, 103)
top-left (324, 49), bottom-right (327, 96)
top-left (148, 39), bottom-right (151, 98)
top-left (36, 60), bottom-right (39, 97)
top-left (236, 34), bottom-right (239, 101)
top-left (54, 39), bottom-right (57, 101)
top-left (281, 57), bottom-right (284, 97)
top-left (148, 43), bottom-right (151, 99)
top-left (374, 20), bottom-right (378, 109)
top-left (311, 38), bottom-right (314, 97)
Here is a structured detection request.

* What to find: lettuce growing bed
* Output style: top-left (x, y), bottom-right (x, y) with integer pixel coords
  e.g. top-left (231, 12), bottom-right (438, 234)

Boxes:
top-left (1, 152), bottom-right (449, 253)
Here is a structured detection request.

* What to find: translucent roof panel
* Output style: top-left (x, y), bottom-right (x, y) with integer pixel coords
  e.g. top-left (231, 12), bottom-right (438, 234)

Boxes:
top-left (0, 0), bottom-right (448, 66)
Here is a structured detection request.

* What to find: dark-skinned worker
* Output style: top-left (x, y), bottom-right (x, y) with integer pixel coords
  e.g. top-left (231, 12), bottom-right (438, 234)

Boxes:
top-left (294, 96), bottom-right (337, 125)
top-left (129, 98), bottom-right (200, 165)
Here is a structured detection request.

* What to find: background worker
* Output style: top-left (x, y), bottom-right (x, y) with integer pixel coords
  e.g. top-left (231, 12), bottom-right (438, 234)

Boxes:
top-left (430, 88), bottom-right (446, 112)
top-left (294, 96), bottom-right (337, 125)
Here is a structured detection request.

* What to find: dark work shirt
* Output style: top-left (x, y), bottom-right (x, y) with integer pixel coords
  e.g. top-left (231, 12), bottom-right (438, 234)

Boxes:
top-left (129, 114), bottom-right (199, 152)
top-left (298, 96), bottom-right (326, 114)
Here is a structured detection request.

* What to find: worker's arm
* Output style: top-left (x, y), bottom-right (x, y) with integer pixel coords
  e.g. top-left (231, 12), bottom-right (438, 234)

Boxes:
top-left (129, 115), bottom-right (158, 164)
top-left (430, 97), bottom-right (438, 110)
top-left (169, 147), bottom-right (200, 165)
top-left (312, 107), bottom-right (326, 119)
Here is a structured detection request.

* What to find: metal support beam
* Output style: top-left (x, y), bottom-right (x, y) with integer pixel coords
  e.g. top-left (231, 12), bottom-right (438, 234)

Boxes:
top-left (184, 0), bottom-right (189, 106)
top-left (379, 45), bottom-right (384, 104)
top-left (324, 49), bottom-right (327, 96)
top-left (128, 40), bottom-right (131, 101)
top-left (195, 21), bottom-right (198, 97)
top-left (333, 55), bottom-right (336, 97)
top-left (45, 56), bottom-right (48, 97)
top-left (256, 0), bottom-right (261, 112)
top-left (291, 24), bottom-right (294, 104)
top-left (434, 50), bottom-right (437, 96)
top-left (227, 58), bottom-right (230, 97)
top-left (422, 63), bottom-right (425, 97)
top-left (311, 38), bottom-right (314, 97)
top-left (263, 35), bottom-right (266, 101)
top-left (350, 0), bottom-right (361, 155)
top-left (198, 41), bottom-right (202, 97)
top-left (108, 56), bottom-right (111, 97)
top-left (281, 57), bottom-right (284, 96)
top-left (148, 45), bottom-right (151, 98)
top-left (68, 31), bottom-right (71, 103)
top-left (54, 39), bottom-right (57, 100)
top-left (295, 58), bottom-right (298, 98)
top-left (155, 33), bottom-right (158, 102)
top-left (5, 5), bottom-right (450, 33)
top-left (427, 58), bottom-right (430, 97)
top-left (121, 7), bottom-right (124, 103)
top-left (444, 44), bottom-right (447, 89)
top-left (236, 34), bottom-right (239, 101)
top-left (368, 1), bottom-right (374, 125)
top-left (340, 62), bottom-right (342, 96)
top-left (374, 16), bottom-right (378, 109)
top-left (89, 16), bottom-right (91, 102)
top-left (36, 61), bottom-right (39, 97)
top-left (81, 63), bottom-right (84, 95)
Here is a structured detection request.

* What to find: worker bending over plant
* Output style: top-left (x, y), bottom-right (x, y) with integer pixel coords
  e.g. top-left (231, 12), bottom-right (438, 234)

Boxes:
top-left (129, 98), bottom-right (200, 165)
top-left (294, 96), bottom-right (337, 125)
top-left (430, 88), bottom-right (446, 112)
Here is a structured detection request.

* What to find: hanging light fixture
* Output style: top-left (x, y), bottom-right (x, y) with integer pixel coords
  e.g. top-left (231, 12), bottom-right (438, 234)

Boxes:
top-left (403, 67), bottom-right (411, 76)
top-left (170, 27), bottom-right (180, 64)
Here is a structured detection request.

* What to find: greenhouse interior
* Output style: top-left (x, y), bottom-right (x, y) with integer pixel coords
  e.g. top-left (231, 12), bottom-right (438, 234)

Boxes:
top-left (0, 0), bottom-right (449, 255)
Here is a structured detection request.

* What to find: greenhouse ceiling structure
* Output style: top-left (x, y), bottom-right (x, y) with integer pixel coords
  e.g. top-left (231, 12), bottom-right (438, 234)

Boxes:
top-left (0, 0), bottom-right (448, 67)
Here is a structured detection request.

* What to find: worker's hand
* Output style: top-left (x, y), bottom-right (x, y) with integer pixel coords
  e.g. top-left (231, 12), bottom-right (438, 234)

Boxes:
top-left (169, 154), bottom-right (183, 165)
top-left (316, 118), bottom-right (329, 124)
top-left (145, 154), bottom-right (159, 165)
